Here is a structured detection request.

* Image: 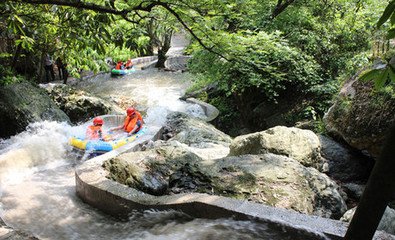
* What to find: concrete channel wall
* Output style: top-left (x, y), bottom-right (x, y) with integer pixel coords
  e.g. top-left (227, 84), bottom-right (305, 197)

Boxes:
top-left (185, 97), bottom-right (219, 122)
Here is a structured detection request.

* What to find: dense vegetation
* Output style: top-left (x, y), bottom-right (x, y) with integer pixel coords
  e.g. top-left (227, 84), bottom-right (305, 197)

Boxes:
top-left (0, 0), bottom-right (391, 134)
top-left (186, 0), bottom-right (389, 134)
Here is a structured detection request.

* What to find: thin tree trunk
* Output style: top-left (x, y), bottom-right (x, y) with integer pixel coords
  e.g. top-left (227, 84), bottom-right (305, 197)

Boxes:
top-left (38, 50), bottom-right (45, 83)
top-left (11, 44), bottom-right (21, 71)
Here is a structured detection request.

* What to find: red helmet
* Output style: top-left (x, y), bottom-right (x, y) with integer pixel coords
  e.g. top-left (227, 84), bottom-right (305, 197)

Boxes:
top-left (93, 117), bottom-right (104, 126)
top-left (126, 107), bottom-right (136, 116)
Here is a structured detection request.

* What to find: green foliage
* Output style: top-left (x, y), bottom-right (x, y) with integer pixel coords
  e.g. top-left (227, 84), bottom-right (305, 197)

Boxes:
top-left (189, 31), bottom-right (322, 102)
top-left (0, 65), bottom-right (24, 86)
top-left (260, 1), bottom-right (387, 81)
top-left (0, 1), bottom-right (150, 80)
top-left (184, 0), bottom-right (387, 133)
top-left (107, 46), bottom-right (137, 63)
top-left (356, 1), bottom-right (395, 90)
top-left (207, 96), bottom-right (240, 136)
top-left (303, 106), bottom-right (317, 121)
top-left (379, 85), bottom-right (395, 99)
top-left (360, 65), bottom-right (395, 89)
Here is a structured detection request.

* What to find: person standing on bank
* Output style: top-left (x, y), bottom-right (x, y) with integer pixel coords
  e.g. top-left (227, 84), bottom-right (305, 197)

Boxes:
top-left (110, 107), bottom-right (144, 136)
top-left (55, 57), bottom-right (64, 80)
top-left (62, 62), bottom-right (69, 84)
top-left (44, 54), bottom-right (55, 82)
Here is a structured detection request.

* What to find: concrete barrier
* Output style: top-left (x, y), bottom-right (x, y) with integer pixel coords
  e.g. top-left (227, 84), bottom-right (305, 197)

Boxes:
top-left (131, 56), bottom-right (158, 66)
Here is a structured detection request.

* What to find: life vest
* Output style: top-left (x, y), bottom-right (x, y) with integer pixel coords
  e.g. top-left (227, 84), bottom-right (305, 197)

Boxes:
top-left (123, 112), bottom-right (143, 133)
top-left (115, 63), bottom-right (123, 70)
top-left (86, 125), bottom-right (103, 140)
top-left (125, 60), bottom-right (133, 68)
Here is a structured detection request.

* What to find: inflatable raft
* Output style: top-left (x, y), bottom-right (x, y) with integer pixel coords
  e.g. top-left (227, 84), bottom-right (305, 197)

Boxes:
top-left (111, 67), bottom-right (135, 76)
top-left (69, 127), bottom-right (146, 153)
top-left (69, 115), bottom-right (146, 154)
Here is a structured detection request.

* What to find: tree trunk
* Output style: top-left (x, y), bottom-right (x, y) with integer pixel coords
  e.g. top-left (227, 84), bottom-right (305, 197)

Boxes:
top-left (155, 31), bottom-right (172, 68)
top-left (345, 125), bottom-right (395, 240)
top-left (155, 49), bottom-right (167, 68)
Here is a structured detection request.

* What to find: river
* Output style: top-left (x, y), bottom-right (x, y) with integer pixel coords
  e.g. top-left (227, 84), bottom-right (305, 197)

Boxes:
top-left (0, 69), bottom-right (326, 240)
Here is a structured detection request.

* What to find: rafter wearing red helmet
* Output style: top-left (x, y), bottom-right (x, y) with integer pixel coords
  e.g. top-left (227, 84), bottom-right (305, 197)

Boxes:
top-left (86, 117), bottom-right (104, 140)
top-left (111, 107), bottom-right (144, 135)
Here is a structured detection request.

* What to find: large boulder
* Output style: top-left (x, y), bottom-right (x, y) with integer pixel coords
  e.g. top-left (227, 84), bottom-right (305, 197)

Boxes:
top-left (155, 112), bottom-right (232, 147)
top-left (104, 140), bottom-right (346, 219)
top-left (213, 153), bottom-right (347, 219)
top-left (103, 151), bottom-right (170, 196)
top-left (228, 126), bottom-right (322, 169)
top-left (0, 82), bottom-right (70, 138)
top-left (319, 135), bottom-right (374, 182)
top-left (103, 142), bottom-right (208, 195)
top-left (154, 111), bottom-right (232, 160)
top-left (43, 84), bottom-right (122, 124)
top-left (323, 73), bottom-right (395, 158)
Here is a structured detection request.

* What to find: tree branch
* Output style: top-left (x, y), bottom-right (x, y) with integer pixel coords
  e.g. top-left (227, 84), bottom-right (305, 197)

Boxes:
top-left (6, 0), bottom-right (158, 15)
top-left (158, 2), bottom-right (231, 61)
top-left (7, 0), bottom-right (243, 65)
top-left (271, 0), bottom-right (296, 19)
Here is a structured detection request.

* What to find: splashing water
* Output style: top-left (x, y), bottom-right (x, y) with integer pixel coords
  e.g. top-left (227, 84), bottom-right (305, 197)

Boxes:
top-left (0, 121), bottom-right (75, 183)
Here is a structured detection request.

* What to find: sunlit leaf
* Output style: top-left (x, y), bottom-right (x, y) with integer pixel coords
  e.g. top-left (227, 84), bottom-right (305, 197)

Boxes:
top-left (374, 68), bottom-right (389, 89)
top-left (378, 0), bottom-right (395, 27)
top-left (359, 69), bottom-right (383, 82)
top-left (13, 14), bottom-right (24, 24)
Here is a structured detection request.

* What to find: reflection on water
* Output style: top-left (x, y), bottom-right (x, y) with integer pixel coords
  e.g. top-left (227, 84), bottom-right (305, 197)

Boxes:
top-left (0, 69), bottom-right (327, 240)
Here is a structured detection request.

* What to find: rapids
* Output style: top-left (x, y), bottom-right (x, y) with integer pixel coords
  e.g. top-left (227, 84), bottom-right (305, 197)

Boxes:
top-left (0, 69), bottom-right (327, 240)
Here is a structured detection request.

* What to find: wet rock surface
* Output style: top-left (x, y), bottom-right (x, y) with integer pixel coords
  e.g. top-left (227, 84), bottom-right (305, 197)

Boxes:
top-left (43, 84), bottom-right (122, 123)
top-left (0, 82), bottom-right (70, 138)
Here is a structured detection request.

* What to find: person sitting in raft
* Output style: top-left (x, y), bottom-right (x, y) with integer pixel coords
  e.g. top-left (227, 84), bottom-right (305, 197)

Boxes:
top-left (86, 117), bottom-right (104, 140)
top-left (110, 107), bottom-right (143, 136)
top-left (115, 61), bottom-right (124, 70)
top-left (125, 59), bottom-right (133, 69)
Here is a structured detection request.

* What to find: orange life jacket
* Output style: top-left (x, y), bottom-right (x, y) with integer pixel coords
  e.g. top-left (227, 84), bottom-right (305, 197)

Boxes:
top-left (123, 112), bottom-right (143, 133)
top-left (115, 63), bottom-right (123, 70)
top-left (125, 60), bottom-right (133, 68)
top-left (86, 125), bottom-right (103, 140)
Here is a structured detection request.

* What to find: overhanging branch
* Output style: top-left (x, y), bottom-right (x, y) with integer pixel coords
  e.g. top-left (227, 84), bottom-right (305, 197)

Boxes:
top-left (271, 0), bottom-right (296, 19)
top-left (6, 0), bottom-right (158, 15)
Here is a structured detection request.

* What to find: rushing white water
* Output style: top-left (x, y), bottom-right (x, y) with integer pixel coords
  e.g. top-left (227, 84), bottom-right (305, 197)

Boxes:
top-left (0, 69), bottom-right (326, 240)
